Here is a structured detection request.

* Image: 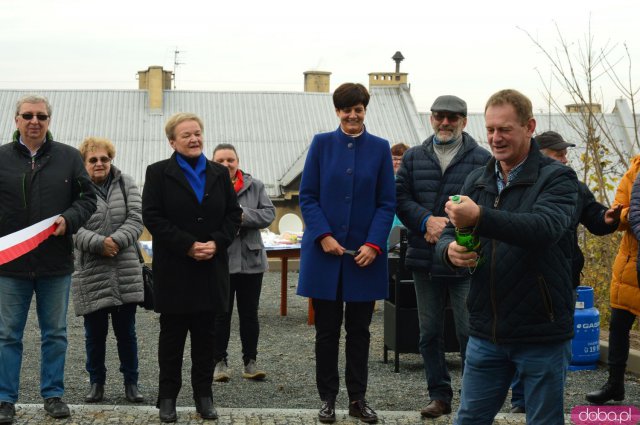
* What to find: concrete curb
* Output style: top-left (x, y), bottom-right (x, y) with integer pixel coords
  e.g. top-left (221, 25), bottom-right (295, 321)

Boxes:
top-left (11, 404), bottom-right (542, 424)
top-left (600, 340), bottom-right (640, 375)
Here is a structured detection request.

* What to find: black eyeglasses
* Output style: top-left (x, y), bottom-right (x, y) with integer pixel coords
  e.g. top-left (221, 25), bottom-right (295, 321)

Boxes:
top-left (432, 112), bottom-right (462, 123)
top-left (88, 156), bottom-right (112, 164)
top-left (18, 113), bottom-right (49, 121)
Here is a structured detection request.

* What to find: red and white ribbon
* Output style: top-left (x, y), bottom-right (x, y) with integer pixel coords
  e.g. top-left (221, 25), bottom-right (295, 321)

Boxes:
top-left (0, 215), bottom-right (59, 266)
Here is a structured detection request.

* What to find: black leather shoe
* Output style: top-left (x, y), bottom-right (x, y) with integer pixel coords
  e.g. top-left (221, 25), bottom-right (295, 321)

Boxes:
top-left (158, 398), bottom-right (177, 423)
top-left (318, 400), bottom-right (336, 423)
top-left (586, 381), bottom-right (625, 404)
top-left (84, 383), bottom-right (104, 403)
top-left (194, 396), bottom-right (218, 420)
top-left (125, 384), bottom-right (144, 403)
top-left (349, 399), bottom-right (378, 424)
top-left (43, 397), bottom-right (70, 418)
top-left (0, 402), bottom-right (15, 424)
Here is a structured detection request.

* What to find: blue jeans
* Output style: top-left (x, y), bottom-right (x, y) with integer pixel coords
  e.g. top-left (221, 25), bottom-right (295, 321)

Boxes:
top-left (455, 336), bottom-right (571, 425)
top-left (510, 371), bottom-right (525, 409)
top-left (0, 275), bottom-right (71, 403)
top-left (83, 303), bottom-right (139, 385)
top-left (413, 272), bottom-right (469, 403)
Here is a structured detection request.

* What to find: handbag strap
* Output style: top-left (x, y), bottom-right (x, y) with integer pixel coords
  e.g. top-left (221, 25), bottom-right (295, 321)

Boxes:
top-left (118, 177), bottom-right (145, 265)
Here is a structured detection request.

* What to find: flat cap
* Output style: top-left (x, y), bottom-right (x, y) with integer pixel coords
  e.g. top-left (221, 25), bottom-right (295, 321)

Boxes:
top-left (536, 131), bottom-right (576, 150)
top-left (430, 95), bottom-right (467, 117)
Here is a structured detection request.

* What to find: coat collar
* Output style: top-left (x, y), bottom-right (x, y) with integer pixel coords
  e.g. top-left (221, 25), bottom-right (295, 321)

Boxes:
top-left (164, 152), bottom-right (225, 201)
top-left (334, 126), bottom-right (367, 143)
top-left (423, 131), bottom-right (480, 163)
top-left (236, 171), bottom-right (253, 197)
top-left (476, 139), bottom-right (542, 193)
top-left (12, 129), bottom-right (55, 157)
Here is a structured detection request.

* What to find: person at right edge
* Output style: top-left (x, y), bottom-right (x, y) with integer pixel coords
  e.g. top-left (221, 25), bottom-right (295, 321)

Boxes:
top-left (507, 130), bottom-right (621, 413)
top-left (436, 89), bottom-right (578, 425)
top-left (586, 156), bottom-right (640, 404)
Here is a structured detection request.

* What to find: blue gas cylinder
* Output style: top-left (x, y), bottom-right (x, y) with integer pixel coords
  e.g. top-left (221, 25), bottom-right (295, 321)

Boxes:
top-left (569, 285), bottom-right (600, 371)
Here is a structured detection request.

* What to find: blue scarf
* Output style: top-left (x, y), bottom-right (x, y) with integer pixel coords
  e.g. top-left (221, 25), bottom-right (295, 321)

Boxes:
top-left (176, 153), bottom-right (207, 203)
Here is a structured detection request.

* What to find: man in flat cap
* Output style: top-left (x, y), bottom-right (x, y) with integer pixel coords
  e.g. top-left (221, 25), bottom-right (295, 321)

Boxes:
top-left (507, 130), bottom-right (621, 413)
top-left (396, 95), bottom-right (490, 419)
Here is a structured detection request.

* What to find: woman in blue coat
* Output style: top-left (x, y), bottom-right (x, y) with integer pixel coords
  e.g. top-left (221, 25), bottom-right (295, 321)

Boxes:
top-left (298, 83), bottom-right (395, 424)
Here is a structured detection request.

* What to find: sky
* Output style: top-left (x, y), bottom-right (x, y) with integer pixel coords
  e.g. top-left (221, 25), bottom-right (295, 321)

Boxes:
top-left (1, 0), bottom-right (639, 113)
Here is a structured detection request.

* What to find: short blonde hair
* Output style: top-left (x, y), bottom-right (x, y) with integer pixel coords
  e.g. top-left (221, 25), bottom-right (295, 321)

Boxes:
top-left (164, 113), bottom-right (204, 140)
top-left (79, 137), bottom-right (116, 161)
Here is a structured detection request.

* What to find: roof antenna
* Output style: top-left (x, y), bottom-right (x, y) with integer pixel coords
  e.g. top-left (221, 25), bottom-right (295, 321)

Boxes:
top-left (173, 48), bottom-right (184, 89)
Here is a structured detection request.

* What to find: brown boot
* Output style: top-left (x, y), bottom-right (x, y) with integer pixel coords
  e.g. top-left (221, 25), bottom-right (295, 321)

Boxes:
top-left (420, 400), bottom-right (452, 418)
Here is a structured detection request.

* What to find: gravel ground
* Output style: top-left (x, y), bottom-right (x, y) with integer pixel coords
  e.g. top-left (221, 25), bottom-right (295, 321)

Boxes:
top-left (17, 271), bottom-right (640, 413)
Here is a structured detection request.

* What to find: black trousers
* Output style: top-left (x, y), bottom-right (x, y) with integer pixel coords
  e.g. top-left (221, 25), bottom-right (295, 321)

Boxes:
top-left (312, 296), bottom-right (375, 403)
top-left (608, 307), bottom-right (638, 380)
top-left (158, 311), bottom-right (216, 400)
top-left (214, 272), bottom-right (263, 365)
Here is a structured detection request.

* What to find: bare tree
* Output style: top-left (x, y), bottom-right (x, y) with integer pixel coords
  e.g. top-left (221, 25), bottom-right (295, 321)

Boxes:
top-left (519, 20), bottom-right (639, 205)
top-left (520, 21), bottom-right (639, 329)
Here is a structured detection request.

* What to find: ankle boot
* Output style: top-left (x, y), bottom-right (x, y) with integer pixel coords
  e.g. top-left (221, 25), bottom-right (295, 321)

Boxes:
top-left (125, 383), bottom-right (145, 403)
top-left (158, 398), bottom-right (177, 423)
top-left (194, 396), bottom-right (218, 420)
top-left (84, 383), bottom-right (104, 403)
top-left (585, 380), bottom-right (625, 404)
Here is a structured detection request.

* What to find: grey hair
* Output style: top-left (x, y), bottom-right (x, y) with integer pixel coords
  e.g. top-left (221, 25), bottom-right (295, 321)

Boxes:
top-left (15, 94), bottom-right (52, 117)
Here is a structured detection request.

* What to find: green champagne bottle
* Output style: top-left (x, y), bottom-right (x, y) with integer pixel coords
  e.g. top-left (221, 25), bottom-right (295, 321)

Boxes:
top-left (450, 195), bottom-right (480, 252)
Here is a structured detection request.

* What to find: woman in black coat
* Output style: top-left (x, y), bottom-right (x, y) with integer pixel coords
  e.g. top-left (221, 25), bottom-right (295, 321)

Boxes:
top-left (142, 112), bottom-right (242, 423)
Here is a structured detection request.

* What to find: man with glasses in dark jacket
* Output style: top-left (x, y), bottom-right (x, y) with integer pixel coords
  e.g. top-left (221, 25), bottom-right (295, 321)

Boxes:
top-left (396, 95), bottom-right (490, 419)
top-left (438, 90), bottom-right (578, 425)
top-left (0, 95), bottom-right (96, 423)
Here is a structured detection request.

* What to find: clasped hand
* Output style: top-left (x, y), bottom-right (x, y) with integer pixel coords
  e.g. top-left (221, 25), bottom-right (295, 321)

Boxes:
top-left (424, 216), bottom-right (449, 244)
top-left (188, 241), bottom-right (216, 261)
top-left (102, 237), bottom-right (120, 257)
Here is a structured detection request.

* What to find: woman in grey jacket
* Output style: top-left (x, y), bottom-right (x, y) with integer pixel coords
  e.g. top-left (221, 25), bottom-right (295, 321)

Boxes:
top-left (211, 143), bottom-right (276, 381)
top-left (71, 137), bottom-right (145, 404)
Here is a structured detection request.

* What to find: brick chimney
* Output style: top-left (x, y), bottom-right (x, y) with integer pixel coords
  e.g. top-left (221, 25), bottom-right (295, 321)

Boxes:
top-left (303, 71), bottom-right (331, 93)
top-left (369, 51), bottom-right (408, 89)
top-left (565, 103), bottom-right (602, 114)
top-left (138, 66), bottom-right (173, 112)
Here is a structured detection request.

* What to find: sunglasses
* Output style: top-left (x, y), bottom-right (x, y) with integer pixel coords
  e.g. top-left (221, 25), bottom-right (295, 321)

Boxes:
top-left (432, 112), bottom-right (462, 123)
top-left (88, 156), bottom-right (112, 164)
top-left (19, 113), bottom-right (49, 121)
